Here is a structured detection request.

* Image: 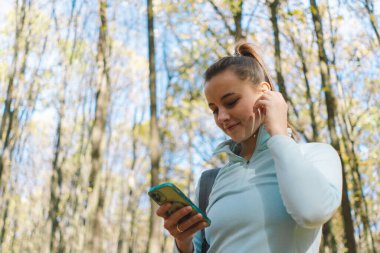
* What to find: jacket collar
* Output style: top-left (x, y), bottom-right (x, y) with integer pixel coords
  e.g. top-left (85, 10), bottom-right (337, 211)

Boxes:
top-left (212, 124), bottom-right (271, 159)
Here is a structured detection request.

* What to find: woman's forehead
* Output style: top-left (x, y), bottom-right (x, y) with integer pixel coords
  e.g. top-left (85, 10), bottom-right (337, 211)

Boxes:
top-left (205, 72), bottom-right (253, 92)
top-left (205, 80), bottom-right (254, 105)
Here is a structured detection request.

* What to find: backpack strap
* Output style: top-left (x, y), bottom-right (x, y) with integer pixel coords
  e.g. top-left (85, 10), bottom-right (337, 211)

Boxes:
top-left (199, 168), bottom-right (221, 253)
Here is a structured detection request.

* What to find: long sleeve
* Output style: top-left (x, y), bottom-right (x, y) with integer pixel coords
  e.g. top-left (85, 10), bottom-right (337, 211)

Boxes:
top-left (173, 180), bottom-right (203, 253)
top-left (267, 135), bottom-right (342, 229)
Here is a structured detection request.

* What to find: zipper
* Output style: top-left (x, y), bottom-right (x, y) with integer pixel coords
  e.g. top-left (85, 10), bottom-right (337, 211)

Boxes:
top-left (215, 126), bottom-right (265, 168)
top-left (244, 126), bottom-right (263, 168)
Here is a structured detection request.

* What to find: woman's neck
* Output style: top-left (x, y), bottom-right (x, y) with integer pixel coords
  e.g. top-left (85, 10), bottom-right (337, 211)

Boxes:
top-left (239, 129), bottom-right (259, 161)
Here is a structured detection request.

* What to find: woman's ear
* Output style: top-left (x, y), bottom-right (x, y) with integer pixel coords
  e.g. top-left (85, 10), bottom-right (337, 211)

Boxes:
top-left (259, 82), bottom-right (271, 92)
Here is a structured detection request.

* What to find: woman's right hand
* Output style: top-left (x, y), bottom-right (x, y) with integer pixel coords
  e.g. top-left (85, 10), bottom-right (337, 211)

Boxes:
top-left (156, 203), bottom-right (208, 253)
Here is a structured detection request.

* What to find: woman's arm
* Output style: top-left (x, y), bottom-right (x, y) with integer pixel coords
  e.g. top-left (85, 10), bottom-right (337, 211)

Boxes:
top-left (173, 230), bottom-right (203, 253)
top-left (267, 135), bottom-right (342, 228)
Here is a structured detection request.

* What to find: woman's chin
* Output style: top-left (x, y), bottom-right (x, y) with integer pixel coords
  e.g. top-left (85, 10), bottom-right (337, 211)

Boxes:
top-left (228, 134), bottom-right (246, 143)
top-left (224, 122), bottom-right (262, 142)
top-left (224, 132), bottom-right (240, 142)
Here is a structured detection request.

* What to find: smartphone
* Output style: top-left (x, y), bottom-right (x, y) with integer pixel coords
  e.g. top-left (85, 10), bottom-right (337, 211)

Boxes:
top-left (148, 182), bottom-right (211, 226)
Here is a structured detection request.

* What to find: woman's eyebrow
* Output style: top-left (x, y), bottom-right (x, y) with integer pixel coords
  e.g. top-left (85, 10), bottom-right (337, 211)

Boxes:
top-left (221, 92), bottom-right (236, 100)
top-left (208, 93), bottom-right (237, 107)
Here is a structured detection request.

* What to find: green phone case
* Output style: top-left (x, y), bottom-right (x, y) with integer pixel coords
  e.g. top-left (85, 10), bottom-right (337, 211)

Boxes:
top-left (148, 182), bottom-right (211, 226)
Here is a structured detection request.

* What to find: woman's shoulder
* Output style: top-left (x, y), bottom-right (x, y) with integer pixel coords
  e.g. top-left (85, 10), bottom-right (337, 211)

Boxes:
top-left (299, 141), bottom-right (341, 164)
top-left (300, 141), bottom-right (337, 153)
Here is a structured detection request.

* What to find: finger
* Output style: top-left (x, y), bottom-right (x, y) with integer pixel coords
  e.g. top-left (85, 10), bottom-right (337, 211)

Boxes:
top-left (255, 94), bottom-right (272, 103)
top-left (164, 206), bottom-right (193, 229)
top-left (177, 213), bottom-right (204, 232)
top-left (253, 100), bottom-right (269, 111)
top-left (176, 222), bottom-right (208, 241)
top-left (156, 203), bottom-right (172, 218)
top-left (258, 93), bottom-right (272, 100)
top-left (263, 90), bottom-right (276, 95)
top-left (257, 106), bottom-right (265, 117)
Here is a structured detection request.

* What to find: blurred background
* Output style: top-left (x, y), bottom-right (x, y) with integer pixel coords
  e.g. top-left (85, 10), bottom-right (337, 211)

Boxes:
top-left (0, 0), bottom-right (379, 252)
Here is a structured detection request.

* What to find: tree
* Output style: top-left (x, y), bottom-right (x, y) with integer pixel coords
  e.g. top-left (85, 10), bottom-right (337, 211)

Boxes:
top-left (146, 0), bottom-right (162, 252)
top-left (309, 0), bottom-right (356, 252)
top-left (266, 0), bottom-right (290, 102)
top-left (361, 0), bottom-right (380, 45)
top-left (86, 0), bottom-right (111, 251)
top-left (207, 0), bottom-right (245, 43)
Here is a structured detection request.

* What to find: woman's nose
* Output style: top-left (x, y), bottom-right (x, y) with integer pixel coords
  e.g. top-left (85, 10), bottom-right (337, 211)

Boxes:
top-left (217, 109), bottom-right (230, 123)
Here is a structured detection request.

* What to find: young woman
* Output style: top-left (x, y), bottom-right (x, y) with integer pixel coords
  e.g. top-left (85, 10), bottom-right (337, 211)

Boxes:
top-left (155, 42), bottom-right (342, 253)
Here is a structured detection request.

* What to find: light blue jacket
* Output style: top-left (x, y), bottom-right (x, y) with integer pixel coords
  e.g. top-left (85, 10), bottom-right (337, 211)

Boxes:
top-left (174, 125), bottom-right (342, 253)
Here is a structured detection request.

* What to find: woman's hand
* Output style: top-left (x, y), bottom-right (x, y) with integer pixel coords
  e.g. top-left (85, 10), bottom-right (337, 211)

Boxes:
top-left (156, 203), bottom-right (208, 253)
top-left (253, 90), bottom-right (288, 137)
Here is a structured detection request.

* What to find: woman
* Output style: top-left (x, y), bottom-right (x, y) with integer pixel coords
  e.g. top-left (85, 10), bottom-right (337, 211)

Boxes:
top-left (155, 42), bottom-right (342, 253)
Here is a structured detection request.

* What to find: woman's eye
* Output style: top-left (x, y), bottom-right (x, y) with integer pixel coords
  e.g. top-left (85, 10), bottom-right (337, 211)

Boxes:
top-left (225, 99), bottom-right (238, 107)
top-left (212, 109), bottom-right (218, 115)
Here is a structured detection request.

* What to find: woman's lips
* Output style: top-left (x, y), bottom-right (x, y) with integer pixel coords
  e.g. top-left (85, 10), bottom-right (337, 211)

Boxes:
top-left (226, 123), bottom-right (240, 131)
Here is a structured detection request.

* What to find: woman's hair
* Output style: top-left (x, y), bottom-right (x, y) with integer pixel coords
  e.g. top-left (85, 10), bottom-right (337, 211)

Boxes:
top-left (204, 42), bottom-right (297, 140)
top-left (205, 42), bottom-right (275, 90)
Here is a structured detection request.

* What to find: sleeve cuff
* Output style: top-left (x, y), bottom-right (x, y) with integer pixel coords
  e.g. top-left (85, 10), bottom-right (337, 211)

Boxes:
top-left (173, 239), bottom-right (194, 253)
top-left (267, 134), bottom-right (296, 151)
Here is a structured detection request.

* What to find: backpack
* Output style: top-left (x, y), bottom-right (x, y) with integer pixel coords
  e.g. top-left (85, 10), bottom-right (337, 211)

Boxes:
top-left (199, 168), bottom-right (221, 253)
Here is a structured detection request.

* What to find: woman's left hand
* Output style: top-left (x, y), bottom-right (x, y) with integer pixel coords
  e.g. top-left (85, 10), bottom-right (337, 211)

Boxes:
top-left (253, 91), bottom-right (288, 137)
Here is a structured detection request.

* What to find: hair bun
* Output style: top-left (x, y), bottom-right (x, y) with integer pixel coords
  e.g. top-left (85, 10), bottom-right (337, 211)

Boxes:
top-left (234, 42), bottom-right (255, 57)
top-left (233, 41), bottom-right (275, 89)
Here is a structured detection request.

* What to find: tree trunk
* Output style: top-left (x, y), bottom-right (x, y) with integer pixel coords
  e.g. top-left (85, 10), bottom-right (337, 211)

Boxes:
top-left (186, 126), bottom-right (194, 197)
top-left (309, 0), bottom-right (357, 252)
top-left (297, 44), bottom-right (318, 141)
top-left (146, 0), bottom-right (162, 252)
top-left (287, 23), bottom-right (337, 249)
top-left (0, 197), bottom-right (10, 247)
top-left (230, 0), bottom-right (245, 41)
top-left (339, 116), bottom-right (377, 253)
top-left (267, 0), bottom-right (303, 138)
top-left (128, 197), bottom-right (137, 253)
top-left (287, 26), bottom-right (339, 250)
top-left (117, 112), bottom-right (139, 253)
top-left (0, 0), bottom-right (27, 189)
top-left (363, 0), bottom-right (380, 46)
top-left (86, 0), bottom-right (110, 252)
top-left (267, 0), bottom-right (290, 102)
top-left (0, 2), bottom-right (31, 248)
top-left (49, 83), bottom-right (65, 253)
top-left (207, 0), bottom-right (245, 43)
top-left (59, 1), bottom-right (85, 250)
top-left (327, 2), bottom-right (376, 250)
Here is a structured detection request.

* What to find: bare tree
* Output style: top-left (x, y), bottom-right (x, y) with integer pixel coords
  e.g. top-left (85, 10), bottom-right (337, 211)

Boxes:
top-left (146, 0), bottom-right (162, 252)
top-left (309, 0), bottom-right (357, 252)
top-left (48, 0), bottom-right (82, 251)
top-left (266, 0), bottom-right (290, 102)
top-left (86, 0), bottom-right (111, 251)
top-left (207, 0), bottom-right (246, 42)
top-left (360, 0), bottom-right (380, 45)
top-left (0, 0), bottom-right (34, 247)
top-left (0, 0), bottom-right (28, 189)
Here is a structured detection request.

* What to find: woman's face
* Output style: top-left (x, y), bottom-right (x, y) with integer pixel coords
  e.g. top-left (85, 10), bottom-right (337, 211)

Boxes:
top-left (204, 70), bottom-right (269, 143)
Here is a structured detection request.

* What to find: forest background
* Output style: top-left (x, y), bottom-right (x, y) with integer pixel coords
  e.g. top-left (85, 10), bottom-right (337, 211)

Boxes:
top-left (0, 0), bottom-right (379, 252)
